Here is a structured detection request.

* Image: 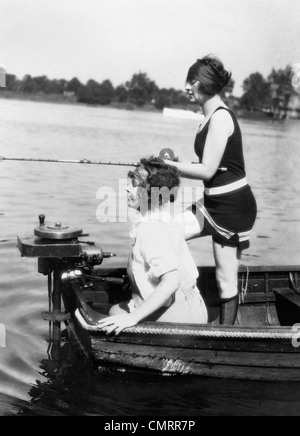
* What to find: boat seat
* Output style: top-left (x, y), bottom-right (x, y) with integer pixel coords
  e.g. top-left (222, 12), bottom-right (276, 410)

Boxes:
top-left (274, 288), bottom-right (300, 326)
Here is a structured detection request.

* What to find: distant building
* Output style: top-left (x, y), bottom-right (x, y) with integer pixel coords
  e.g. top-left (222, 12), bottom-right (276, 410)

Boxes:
top-left (63, 91), bottom-right (76, 98)
top-left (287, 94), bottom-right (300, 119)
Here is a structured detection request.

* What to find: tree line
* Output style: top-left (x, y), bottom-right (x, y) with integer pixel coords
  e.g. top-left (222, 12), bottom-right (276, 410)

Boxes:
top-left (1, 65), bottom-right (299, 117)
top-left (2, 72), bottom-right (190, 109)
top-left (240, 65), bottom-right (299, 117)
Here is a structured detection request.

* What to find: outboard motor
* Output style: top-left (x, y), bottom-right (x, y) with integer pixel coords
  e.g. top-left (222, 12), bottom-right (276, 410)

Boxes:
top-left (17, 215), bottom-right (121, 359)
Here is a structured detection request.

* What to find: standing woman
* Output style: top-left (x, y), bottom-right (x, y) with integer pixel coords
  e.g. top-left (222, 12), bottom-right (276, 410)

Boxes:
top-left (164, 55), bottom-right (257, 325)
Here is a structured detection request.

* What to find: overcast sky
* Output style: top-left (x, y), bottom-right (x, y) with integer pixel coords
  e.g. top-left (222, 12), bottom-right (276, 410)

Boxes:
top-left (1, 0), bottom-right (300, 95)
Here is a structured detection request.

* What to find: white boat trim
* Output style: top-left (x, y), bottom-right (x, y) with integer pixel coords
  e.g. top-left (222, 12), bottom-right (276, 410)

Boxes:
top-left (163, 108), bottom-right (204, 121)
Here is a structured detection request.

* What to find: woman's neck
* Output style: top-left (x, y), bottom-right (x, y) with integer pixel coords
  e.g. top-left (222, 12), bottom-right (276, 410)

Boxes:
top-left (201, 95), bottom-right (223, 117)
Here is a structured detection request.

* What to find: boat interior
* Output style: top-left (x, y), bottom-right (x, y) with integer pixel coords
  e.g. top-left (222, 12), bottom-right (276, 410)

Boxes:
top-left (69, 265), bottom-right (300, 329)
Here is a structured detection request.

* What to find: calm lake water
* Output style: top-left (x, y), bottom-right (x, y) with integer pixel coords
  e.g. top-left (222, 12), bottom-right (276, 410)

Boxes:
top-left (0, 99), bottom-right (300, 416)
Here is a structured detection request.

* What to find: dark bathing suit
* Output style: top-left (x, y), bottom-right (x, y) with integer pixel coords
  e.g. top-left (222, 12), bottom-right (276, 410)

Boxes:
top-left (193, 106), bottom-right (257, 250)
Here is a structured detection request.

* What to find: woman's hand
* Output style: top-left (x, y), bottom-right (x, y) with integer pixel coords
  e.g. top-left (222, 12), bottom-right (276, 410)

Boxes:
top-left (97, 314), bottom-right (137, 336)
top-left (163, 159), bottom-right (179, 168)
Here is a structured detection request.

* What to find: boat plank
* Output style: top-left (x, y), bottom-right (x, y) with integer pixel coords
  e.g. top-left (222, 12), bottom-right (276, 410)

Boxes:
top-left (90, 332), bottom-right (298, 353)
top-left (91, 339), bottom-right (300, 368)
top-left (93, 349), bottom-right (300, 381)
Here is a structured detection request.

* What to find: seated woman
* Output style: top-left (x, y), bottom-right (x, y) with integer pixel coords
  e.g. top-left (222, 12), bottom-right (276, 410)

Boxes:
top-left (97, 157), bottom-right (208, 335)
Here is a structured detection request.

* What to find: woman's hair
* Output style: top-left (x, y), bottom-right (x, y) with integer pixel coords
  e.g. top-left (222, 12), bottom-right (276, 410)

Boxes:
top-left (128, 157), bottom-right (181, 207)
top-left (187, 55), bottom-right (232, 96)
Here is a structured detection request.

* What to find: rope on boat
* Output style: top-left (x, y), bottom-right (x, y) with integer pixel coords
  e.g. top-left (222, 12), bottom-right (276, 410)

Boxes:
top-left (121, 326), bottom-right (296, 340)
top-left (75, 310), bottom-right (297, 340)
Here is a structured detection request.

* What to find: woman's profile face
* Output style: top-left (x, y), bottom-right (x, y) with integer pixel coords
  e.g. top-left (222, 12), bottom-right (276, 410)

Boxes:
top-left (185, 80), bottom-right (206, 104)
top-left (126, 177), bottom-right (149, 211)
top-left (126, 177), bottom-right (140, 210)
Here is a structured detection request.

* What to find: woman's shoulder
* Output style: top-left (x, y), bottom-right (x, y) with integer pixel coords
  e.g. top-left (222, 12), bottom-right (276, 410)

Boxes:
top-left (209, 107), bottom-right (235, 134)
top-left (212, 106), bottom-right (234, 120)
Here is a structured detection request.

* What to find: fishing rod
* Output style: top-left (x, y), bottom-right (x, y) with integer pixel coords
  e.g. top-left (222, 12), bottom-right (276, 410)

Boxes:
top-left (0, 149), bottom-right (173, 167)
top-left (0, 156), bottom-right (138, 167)
top-left (0, 149), bottom-right (228, 171)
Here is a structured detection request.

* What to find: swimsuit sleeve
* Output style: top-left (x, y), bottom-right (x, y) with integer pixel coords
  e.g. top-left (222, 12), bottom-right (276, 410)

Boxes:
top-left (140, 223), bottom-right (179, 281)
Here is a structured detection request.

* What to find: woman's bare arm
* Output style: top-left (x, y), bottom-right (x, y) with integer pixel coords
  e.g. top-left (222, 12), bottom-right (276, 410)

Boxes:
top-left (131, 270), bottom-right (179, 323)
top-left (96, 270), bottom-right (180, 335)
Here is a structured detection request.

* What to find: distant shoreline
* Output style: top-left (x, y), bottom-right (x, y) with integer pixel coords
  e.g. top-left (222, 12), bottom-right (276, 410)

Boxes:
top-left (0, 90), bottom-right (290, 122)
top-left (0, 89), bottom-right (77, 104)
top-left (0, 90), bottom-right (161, 112)
top-left (0, 90), bottom-right (209, 115)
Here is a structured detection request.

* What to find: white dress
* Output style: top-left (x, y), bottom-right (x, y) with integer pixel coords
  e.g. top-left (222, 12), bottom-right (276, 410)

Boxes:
top-left (127, 211), bottom-right (208, 325)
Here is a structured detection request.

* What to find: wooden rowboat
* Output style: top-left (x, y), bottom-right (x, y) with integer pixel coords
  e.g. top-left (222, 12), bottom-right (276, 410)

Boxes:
top-left (16, 221), bottom-right (300, 382)
top-left (63, 265), bottom-right (300, 381)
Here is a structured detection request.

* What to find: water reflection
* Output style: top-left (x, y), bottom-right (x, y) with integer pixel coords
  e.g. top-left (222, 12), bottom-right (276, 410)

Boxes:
top-left (5, 344), bottom-right (300, 417)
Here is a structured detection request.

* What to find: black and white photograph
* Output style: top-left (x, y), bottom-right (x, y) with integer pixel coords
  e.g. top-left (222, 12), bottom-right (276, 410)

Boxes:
top-left (1, 0), bottom-right (300, 418)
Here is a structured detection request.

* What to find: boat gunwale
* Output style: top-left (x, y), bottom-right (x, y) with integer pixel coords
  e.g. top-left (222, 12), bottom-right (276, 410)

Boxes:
top-left (75, 309), bottom-right (299, 340)
top-left (96, 264), bottom-right (300, 275)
